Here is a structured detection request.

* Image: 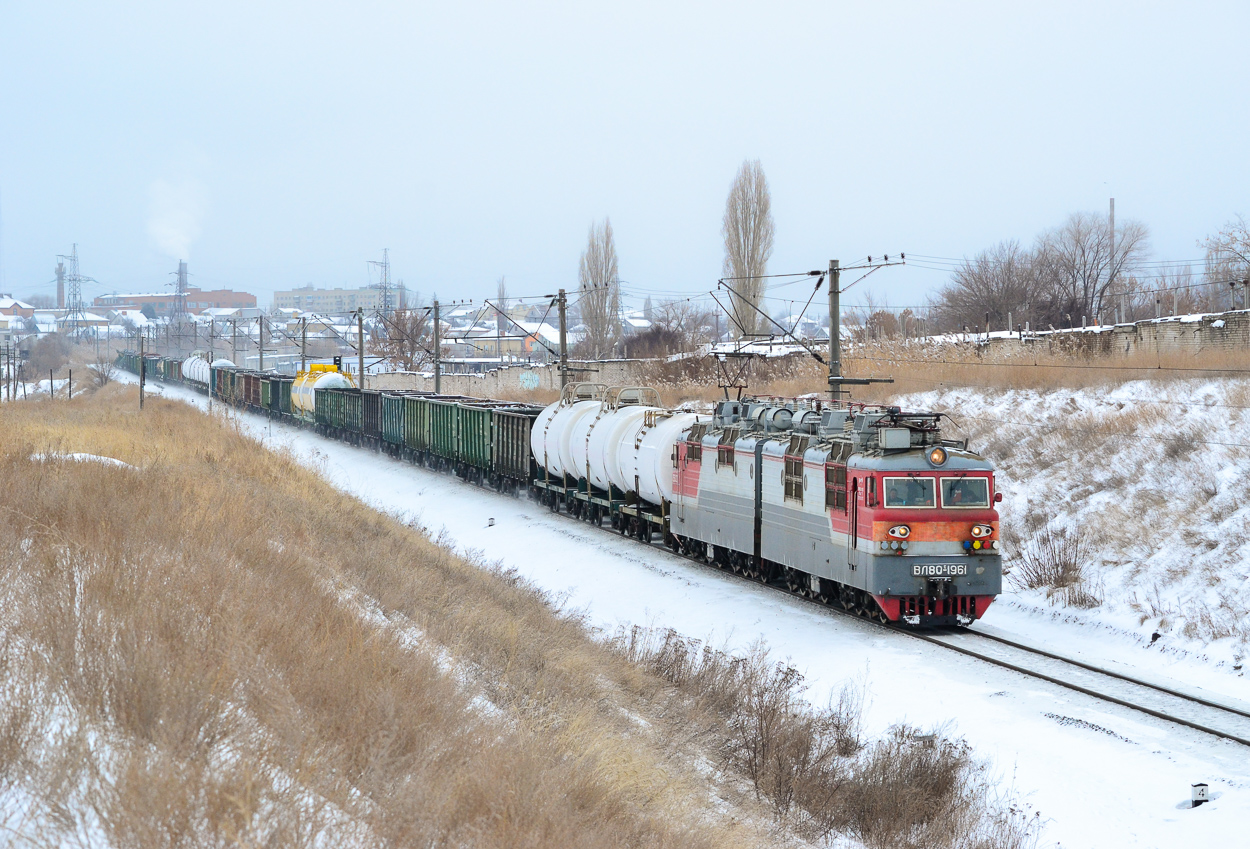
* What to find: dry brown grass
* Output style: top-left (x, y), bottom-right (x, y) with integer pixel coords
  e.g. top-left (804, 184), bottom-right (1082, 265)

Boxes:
top-left (0, 386), bottom-right (781, 848)
top-left (614, 628), bottom-right (1041, 849)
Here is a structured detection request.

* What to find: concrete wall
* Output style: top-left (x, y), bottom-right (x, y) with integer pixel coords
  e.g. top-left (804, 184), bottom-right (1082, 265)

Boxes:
top-left (983, 309), bottom-right (1250, 358)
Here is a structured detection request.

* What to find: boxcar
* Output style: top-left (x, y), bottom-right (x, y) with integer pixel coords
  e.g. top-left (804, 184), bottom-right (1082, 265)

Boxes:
top-left (428, 398), bottom-right (460, 466)
top-left (380, 392), bottom-right (407, 451)
top-left (318, 388), bottom-right (363, 441)
top-left (403, 394), bottom-right (433, 457)
top-left (492, 405), bottom-right (544, 489)
top-left (380, 391), bottom-right (430, 456)
top-left (456, 401), bottom-right (495, 480)
top-left (361, 390), bottom-right (382, 447)
top-left (271, 376), bottom-right (292, 417)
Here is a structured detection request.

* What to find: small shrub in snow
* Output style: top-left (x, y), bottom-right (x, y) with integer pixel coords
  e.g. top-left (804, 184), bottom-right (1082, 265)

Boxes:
top-left (1012, 527), bottom-right (1102, 608)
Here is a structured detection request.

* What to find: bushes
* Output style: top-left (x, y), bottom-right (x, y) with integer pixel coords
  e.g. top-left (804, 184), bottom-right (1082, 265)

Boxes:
top-left (613, 627), bottom-right (1040, 848)
top-left (1011, 527), bottom-right (1102, 608)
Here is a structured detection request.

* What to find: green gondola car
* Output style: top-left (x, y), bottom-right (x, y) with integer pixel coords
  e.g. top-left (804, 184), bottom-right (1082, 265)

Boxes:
top-left (492, 405), bottom-right (544, 485)
top-left (457, 401), bottom-right (495, 475)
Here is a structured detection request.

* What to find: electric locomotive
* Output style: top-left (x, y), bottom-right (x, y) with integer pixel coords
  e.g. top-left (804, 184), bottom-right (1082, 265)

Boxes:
top-left (670, 398), bottom-right (1002, 624)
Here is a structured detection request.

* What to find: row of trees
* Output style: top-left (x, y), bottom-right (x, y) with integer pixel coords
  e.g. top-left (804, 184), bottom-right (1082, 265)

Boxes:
top-left (932, 213), bottom-right (1250, 333)
top-left (574, 158), bottom-right (778, 357)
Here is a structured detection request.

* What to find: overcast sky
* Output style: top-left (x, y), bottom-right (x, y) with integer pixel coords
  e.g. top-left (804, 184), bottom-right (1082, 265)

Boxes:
top-left (1, 1), bottom-right (1246, 316)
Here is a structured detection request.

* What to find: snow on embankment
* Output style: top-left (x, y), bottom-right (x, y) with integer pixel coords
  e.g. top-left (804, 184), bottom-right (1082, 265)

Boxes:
top-left (900, 379), bottom-right (1250, 661)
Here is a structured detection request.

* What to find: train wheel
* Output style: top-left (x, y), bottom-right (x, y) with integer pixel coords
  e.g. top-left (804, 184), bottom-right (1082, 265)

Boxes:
top-left (783, 568), bottom-right (806, 595)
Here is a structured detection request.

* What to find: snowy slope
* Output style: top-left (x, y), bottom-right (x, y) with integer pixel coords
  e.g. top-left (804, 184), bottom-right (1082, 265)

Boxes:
top-left (897, 379), bottom-right (1250, 670)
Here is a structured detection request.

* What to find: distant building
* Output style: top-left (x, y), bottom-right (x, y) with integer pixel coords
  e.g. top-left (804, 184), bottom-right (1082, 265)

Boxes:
top-left (0, 314), bottom-right (26, 347)
top-left (273, 286), bottom-right (391, 315)
top-left (93, 287), bottom-right (257, 316)
top-left (0, 295), bottom-right (35, 318)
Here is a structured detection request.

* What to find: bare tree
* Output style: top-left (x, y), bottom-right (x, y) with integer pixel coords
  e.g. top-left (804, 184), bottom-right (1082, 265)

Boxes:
top-left (88, 355), bottom-right (117, 387)
top-left (929, 211), bottom-right (1150, 331)
top-left (652, 299), bottom-right (716, 349)
top-left (931, 241), bottom-right (1034, 332)
top-left (1033, 211), bottom-right (1149, 324)
top-left (1204, 216), bottom-right (1250, 311)
top-left (722, 159), bottom-right (775, 338)
top-left (578, 218), bottom-right (621, 357)
top-left (372, 307), bottom-right (431, 372)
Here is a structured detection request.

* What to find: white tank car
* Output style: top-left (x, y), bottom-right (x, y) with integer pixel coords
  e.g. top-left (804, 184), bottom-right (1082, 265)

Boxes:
top-left (531, 384), bottom-right (609, 478)
top-left (181, 354), bottom-right (211, 386)
top-left (637, 412), bottom-right (703, 503)
top-left (587, 405), bottom-right (652, 491)
top-left (530, 404), bottom-right (561, 476)
top-left (544, 400), bottom-right (598, 477)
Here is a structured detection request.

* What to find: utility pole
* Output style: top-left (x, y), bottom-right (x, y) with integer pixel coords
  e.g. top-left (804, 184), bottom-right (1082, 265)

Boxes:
top-left (259, 315), bottom-right (265, 371)
top-left (1109, 197), bottom-right (1116, 306)
top-left (557, 288), bottom-right (568, 389)
top-left (432, 300), bottom-right (441, 393)
top-left (827, 260), bottom-right (840, 400)
top-left (231, 319), bottom-right (237, 364)
top-left (356, 309), bottom-right (365, 388)
top-left (139, 332), bottom-right (146, 410)
top-left (300, 316), bottom-right (307, 373)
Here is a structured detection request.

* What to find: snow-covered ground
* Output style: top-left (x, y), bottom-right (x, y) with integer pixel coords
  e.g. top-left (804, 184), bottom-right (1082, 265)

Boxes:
top-left (900, 380), bottom-right (1250, 668)
top-left (127, 377), bottom-right (1250, 849)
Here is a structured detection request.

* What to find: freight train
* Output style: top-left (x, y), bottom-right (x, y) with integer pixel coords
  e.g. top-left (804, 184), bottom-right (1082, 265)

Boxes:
top-left (117, 351), bottom-right (1003, 625)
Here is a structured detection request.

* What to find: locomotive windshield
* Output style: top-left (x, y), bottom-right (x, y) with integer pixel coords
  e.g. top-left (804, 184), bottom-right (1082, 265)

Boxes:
top-left (941, 477), bottom-right (990, 508)
top-left (883, 477), bottom-right (935, 508)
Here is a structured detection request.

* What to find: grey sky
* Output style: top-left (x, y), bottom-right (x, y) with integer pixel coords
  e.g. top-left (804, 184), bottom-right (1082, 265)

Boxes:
top-left (1, 1), bottom-right (1246, 316)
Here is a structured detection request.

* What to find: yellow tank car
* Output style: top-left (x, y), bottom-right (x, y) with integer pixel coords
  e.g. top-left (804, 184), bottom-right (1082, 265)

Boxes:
top-left (292, 364), bottom-right (356, 421)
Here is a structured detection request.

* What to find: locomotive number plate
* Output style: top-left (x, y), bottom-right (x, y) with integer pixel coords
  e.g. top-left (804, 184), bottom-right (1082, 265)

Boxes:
top-left (912, 564), bottom-right (968, 577)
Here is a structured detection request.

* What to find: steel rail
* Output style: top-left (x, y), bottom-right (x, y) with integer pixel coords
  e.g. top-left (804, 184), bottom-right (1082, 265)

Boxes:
top-left (965, 629), bottom-right (1250, 721)
top-left (894, 628), bottom-right (1250, 748)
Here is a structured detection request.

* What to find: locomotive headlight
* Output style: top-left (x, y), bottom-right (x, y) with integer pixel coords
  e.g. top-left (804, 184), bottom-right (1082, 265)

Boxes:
top-left (970, 524), bottom-right (994, 538)
top-left (928, 446), bottom-right (948, 466)
top-left (887, 524), bottom-right (911, 539)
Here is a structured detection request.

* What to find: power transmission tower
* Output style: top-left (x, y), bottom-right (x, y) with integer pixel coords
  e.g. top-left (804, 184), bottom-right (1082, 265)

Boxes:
top-left (57, 244), bottom-right (96, 334)
top-left (368, 249), bottom-right (393, 319)
top-left (172, 260), bottom-right (190, 320)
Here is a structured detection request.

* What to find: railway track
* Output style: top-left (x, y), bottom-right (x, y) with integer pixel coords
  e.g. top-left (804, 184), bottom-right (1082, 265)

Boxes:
top-left (898, 627), bottom-right (1250, 747)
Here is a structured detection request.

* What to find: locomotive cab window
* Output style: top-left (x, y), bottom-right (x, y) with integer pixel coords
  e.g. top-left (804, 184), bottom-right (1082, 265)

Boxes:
top-left (940, 476), bottom-right (989, 508)
top-left (883, 476), bottom-right (935, 508)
